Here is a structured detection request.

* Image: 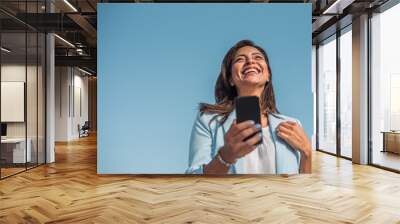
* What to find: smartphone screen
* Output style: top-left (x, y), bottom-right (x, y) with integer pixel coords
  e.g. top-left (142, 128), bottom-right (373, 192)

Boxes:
top-left (235, 96), bottom-right (262, 145)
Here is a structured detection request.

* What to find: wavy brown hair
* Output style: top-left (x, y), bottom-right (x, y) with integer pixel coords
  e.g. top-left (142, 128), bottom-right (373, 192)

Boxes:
top-left (199, 39), bottom-right (279, 124)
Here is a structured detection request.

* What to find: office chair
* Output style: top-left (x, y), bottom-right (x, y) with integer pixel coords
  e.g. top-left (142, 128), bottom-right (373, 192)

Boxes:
top-left (79, 121), bottom-right (90, 138)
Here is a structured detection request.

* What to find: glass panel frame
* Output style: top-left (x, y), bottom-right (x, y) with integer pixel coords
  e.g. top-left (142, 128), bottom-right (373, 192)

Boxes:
top-left (339, 25), bottom-right (353, 159)
top-left (0, 30), bottom-right (28, 178)
top-left (316, 25), bottom-right (354, 160)
top-left (0, 1), bottom-right (46, 179)
top-left (317, 34), bottom-right (337, 155)
top-left (370, 2), bottom-right (400, 172)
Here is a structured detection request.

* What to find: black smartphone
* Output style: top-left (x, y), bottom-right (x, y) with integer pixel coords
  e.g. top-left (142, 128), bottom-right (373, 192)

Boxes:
top-left (235, 96), bottom-right (262, 145)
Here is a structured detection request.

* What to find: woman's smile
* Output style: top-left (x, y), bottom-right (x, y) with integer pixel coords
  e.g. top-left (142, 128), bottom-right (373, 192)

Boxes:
top-left (241, 65), bottom-right (262, 77)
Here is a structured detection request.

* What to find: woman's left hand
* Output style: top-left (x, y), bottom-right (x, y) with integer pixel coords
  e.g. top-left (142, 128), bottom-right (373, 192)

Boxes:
top-left (276, 121), bottom-right (311, 159)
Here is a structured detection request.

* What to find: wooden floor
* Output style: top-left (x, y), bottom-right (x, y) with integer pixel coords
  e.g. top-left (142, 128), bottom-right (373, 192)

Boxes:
top-left (0, 167), bottom-right (26, 178)
top-left (1, 135), bottom-right (400, 223)
top-left (1, 163), bottom-right (45, 178)
top-left (372, 151), bottom-right (400, 171)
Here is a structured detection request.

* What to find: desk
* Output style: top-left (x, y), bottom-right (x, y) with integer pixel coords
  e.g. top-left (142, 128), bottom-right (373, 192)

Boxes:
top-left (381, 131), bottom-right (400, 154)
top-left (1, 138), bottom-right (32, 163)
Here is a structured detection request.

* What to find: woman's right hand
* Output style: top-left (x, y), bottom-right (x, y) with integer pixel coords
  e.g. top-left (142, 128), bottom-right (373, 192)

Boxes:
top-left (219, 119), bottom-right (262, 163)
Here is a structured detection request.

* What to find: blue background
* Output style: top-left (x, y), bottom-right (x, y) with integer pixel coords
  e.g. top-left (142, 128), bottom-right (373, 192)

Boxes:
top-left (98, 3), bottom-right (312, 174)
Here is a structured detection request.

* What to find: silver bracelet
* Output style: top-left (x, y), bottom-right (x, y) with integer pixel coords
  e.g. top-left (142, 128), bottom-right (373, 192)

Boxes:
top-left (216, 152), bottom-right (235, 167)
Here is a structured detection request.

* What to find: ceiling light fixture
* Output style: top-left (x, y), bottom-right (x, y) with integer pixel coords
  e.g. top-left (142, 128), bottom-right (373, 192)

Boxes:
top-left (63, 0), bottom-right (78, 12)
top-left (54, 34), bottom-right (75, 48)
top-left (1, 47), bottom-right (11, 53)
top-left (78, 67), bottom-right (93, 76)
top-left (76, 48), bottom-right (85, 55)
top-left (322, 0), bottom-right (354, 15)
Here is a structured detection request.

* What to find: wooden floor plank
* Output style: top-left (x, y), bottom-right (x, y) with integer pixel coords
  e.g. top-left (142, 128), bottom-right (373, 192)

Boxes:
top-left (1, 134), bottom-right (400, 223)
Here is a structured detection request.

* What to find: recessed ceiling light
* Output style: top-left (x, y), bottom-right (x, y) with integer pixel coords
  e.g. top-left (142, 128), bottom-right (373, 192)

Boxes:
top-left (63, 0), bottom-right (78, 12)
top-left (78, 67), bottom-right (93, 76)
top-left (54, 34), bottom-right (75, 48)
top-left (322, 0), bottom-right (354, 15)
top-left (1, 47), bottom-right (11, 53)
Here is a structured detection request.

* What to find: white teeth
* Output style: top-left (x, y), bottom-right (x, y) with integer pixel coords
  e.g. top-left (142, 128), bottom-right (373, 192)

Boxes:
top-left (243, 68), bottom-right (259, 75)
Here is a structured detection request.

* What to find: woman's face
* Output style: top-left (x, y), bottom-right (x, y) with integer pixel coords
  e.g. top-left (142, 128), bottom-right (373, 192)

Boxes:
top-left (230, 46), bottom-right (270, 90)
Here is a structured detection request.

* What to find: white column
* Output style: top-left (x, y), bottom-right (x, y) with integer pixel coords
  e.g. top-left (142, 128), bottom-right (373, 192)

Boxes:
top-left (352, 14), bottom-right (369, 164)
top-left (46, 33), bottom-right (55, 163)
top-left (46, 1), bottom-right (55, 163)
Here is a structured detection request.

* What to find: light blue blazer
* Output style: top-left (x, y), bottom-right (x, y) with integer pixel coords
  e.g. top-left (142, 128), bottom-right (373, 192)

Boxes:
top-left (186, 110), bottom-right (302, 174)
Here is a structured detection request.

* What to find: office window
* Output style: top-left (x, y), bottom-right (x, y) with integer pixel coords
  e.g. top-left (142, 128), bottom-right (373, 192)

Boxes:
top-left (318, 35), bottom-right (337, 154)
top-left (339, 27), bottom-right (352, 158)
top-left (371, 2), bottom-right (400, 171)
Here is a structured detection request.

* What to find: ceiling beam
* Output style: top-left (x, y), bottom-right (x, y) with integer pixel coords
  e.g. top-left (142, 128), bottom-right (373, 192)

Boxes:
top-left (67, 13), bottom-right (97, 46)
top-left (55, 55), bottom-right (96, 72)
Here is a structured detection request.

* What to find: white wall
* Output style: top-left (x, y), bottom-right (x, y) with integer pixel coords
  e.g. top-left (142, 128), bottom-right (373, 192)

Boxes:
top-left (1, 64), bottom-right (46, 164)
top-left (1, 65), bottom-right (26, 130)
top-left (55, 67), bottom-right (89, 141)
top-left (55, 66), bottom-right (69, 141)
top-left (71, 73), bottom-right (89, 138)
top-left (1, 65), bottom-right (40, 138)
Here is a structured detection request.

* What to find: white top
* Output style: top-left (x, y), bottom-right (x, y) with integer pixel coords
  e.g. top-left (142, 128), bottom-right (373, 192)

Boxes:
top-left (241, 127), bottom-right (276, 174)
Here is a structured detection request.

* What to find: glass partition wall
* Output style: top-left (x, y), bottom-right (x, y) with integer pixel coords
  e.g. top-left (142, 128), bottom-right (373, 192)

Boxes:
top-left (339, 26), bottom-right (352, 159)
top-left (370, 2), bottom-right (400, 172)
top-left (0, 31), bottom-right (27, 177)
top-left (316, 25), bottom-right (353, 159)
top-left (0, 2), bottom-right (46, 179)
top-left (317, 34), bottom-right (337, 155)
top-left (316, 0), bottom-right (400, 172)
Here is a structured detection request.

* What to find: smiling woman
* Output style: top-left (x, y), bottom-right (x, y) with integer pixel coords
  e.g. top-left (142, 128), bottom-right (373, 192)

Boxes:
top-left (186, 40), bottom-right (312, 175)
